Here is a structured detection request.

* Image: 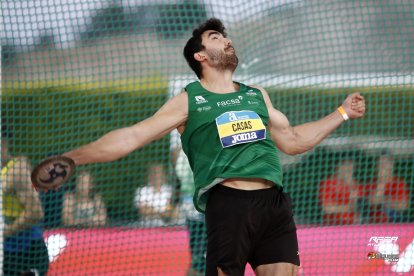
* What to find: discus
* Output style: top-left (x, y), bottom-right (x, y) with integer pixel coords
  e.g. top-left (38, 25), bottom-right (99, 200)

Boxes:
top-left (31, 155), bottom-right (76, 191)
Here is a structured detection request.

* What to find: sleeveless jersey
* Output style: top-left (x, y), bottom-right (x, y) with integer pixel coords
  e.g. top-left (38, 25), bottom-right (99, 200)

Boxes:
top-left (181, 81), bottom-right (283, 212)
top-left (2, 159), bottom-right (43, 252)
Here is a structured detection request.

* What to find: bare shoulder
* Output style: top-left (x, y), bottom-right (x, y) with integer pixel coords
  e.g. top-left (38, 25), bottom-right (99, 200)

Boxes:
top-left (247, 84), bottom-right (274, 108)
top-left (156, 90), bottom-right (188, 116)
top-left (248, 84), bottom-right (271, 99)
top-left (151, 90), bottom-right (188, 129)
top-left (249, 84), bottom-right (289, 127)
top-left (165, 90), bottom-right (188, 107)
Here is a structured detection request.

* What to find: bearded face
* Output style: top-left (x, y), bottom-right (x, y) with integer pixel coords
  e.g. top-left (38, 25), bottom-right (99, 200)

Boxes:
top-left (205, 46), bottom-right (239, 72)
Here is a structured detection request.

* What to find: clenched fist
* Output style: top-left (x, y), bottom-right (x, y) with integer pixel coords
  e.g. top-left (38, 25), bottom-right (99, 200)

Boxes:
top-left (342, 93), bottom-right (366, 119)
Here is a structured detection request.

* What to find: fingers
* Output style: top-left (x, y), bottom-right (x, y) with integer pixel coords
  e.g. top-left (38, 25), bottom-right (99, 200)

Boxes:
top-left (350, 93), bottom-right (365, 113)
top-left (351, 99), bottom-right (365, 109)
top-left (345, 92), bottom-right (364, 106)
top-left (351, 104), bottom-right (366, 116)
top-left (353, 104), bottom-right (366, 114)
top-left (350, 93), bottom-right (364, 103)
top-left (343, 92), bottom-right (365, 118)
top-left (351, 92), bottom-right (364, 100)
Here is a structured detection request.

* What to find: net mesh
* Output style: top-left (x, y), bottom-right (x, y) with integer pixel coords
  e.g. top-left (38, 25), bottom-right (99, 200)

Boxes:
top-left (2, 1), bottom-right (414, 275)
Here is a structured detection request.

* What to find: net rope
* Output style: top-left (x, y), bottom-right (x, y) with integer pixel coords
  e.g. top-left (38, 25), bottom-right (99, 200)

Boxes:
top-left (1, 1), bottom-right (413, 275)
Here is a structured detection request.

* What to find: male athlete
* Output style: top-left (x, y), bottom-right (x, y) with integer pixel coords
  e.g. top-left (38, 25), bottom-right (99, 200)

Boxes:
top-left (60, 18), bottom-right (365, 276)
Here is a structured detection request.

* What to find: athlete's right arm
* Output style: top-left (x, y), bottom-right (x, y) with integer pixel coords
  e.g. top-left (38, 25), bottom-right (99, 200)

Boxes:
top-left (63, 92), bottom-right (188, 165)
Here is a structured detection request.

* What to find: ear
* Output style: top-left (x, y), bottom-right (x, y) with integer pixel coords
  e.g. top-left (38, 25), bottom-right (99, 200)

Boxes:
top-left (194, 52), bottom-right (206, 62)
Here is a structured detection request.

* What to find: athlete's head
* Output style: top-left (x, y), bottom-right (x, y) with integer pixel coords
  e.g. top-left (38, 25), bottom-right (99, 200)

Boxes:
top-left (183, 18), bottom-right (238, 79)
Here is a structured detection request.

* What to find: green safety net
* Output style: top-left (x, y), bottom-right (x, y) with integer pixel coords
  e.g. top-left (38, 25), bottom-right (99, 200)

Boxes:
top-left (1, 1), bottom-right (413, 275)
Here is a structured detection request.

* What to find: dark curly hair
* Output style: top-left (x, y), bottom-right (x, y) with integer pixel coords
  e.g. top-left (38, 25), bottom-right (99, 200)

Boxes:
top-left (183, 18), bottom-right (227, 79)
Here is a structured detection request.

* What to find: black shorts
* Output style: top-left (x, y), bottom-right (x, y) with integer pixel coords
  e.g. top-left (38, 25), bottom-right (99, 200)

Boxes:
top-left (205, 185), bottom-right (299, 276)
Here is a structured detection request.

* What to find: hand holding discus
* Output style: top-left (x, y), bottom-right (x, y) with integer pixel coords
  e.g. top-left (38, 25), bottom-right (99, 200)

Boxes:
top-left (31, 155), bottom-right (76, 192)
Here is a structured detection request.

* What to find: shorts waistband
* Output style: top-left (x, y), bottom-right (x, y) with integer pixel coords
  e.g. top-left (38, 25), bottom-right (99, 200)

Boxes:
top-left (213, 184), bottom-right (283, 199)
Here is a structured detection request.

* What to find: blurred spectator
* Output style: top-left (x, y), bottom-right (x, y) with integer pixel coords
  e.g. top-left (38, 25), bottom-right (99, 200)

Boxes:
top-left (40, 188), bottom-right (65, 228)
top-left (363, 152), bottom-right (410, 223)
top-left (173, 148), bottom-right (207, 275)
top-left (40, 153), bottom-right (65, 229)
top-left (134, 162), bottom-right (173, 227)
top-left (173, 148), bottom-right (199, 223)
top-left (170, 128), bottom-right (206, 275)
top-left (319, 159), bottom-right (362, 225)
top-left (2, 126), bottom-right (49, 275)
top-left (62, 170), bottom-right (107, 227)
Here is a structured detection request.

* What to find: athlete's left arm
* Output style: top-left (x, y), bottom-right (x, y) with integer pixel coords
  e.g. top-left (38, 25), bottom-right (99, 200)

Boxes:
top-left (253, 86), bottom-right (365, 155)
top-left (5, 156), bottom-right (44, 236)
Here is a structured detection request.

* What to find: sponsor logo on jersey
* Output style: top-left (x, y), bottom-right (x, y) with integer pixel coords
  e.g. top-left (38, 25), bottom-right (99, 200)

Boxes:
top-left (197, 106), bottom-right (212, 112)
top-left (195, 96), bottom-right (208, 104)
top-left (216, 98), bottom-right (242, 107)
top-left (216, 110), bottom-right (266, 148)
top-left (230, 132), bottom-right (259, 144)
top-left (246, 89), bottom-right (258, 96)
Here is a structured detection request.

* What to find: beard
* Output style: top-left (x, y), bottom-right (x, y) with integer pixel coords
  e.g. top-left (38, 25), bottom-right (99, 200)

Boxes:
top-left (205, 48), bottom-right (239, 72)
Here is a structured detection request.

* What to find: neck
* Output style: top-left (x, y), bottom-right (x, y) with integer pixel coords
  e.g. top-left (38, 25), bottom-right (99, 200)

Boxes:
top-left (200, 70), bottom-right (236, 93)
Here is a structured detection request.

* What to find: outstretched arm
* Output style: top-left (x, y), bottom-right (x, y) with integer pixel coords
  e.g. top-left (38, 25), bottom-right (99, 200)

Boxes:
top-left (63, 92), bottom-right (188, 165)
top-left (255, 86), bottom-right (365, 155)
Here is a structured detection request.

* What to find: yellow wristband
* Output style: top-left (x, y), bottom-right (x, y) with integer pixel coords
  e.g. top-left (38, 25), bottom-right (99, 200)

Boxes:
top-left (337, 106), bottom-right (349, 121)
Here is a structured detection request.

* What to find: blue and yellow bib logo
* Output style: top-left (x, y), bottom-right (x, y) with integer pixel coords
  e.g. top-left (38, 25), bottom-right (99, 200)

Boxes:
top-left (216, 111), bottom-right (266, 148)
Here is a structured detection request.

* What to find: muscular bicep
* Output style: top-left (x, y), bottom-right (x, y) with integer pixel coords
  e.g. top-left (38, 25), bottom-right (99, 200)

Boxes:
top-left (267, 107), bottom-right (294, 140)
top-left (129, 91), bottom-right (188, 146)
top-left (251, 85), bottom-right (298, 154)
